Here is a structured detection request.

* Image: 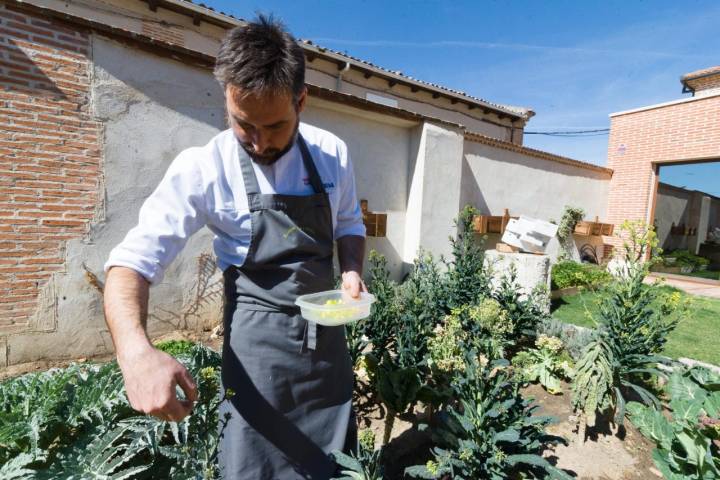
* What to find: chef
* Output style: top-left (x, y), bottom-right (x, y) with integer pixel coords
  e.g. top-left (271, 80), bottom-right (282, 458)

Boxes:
top-left (103, 15), bottom-right (366, 479)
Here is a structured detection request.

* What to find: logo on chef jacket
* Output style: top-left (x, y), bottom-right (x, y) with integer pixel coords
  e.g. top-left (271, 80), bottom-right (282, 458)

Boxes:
top-left (303, 177), bottom-right (335, 190)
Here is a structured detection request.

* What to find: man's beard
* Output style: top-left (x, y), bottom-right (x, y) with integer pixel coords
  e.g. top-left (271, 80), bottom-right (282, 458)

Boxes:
top-left (239, 120), bottom-right (299, 166)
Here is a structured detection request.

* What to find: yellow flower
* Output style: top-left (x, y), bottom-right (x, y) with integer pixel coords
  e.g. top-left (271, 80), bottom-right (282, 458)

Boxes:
top-left (359, 429), bottom-right (375, 452)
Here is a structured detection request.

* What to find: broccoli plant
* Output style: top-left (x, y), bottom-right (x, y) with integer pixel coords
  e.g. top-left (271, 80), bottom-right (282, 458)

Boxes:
top-left (331, 429), bottom-right (384, 480)
top-left (362, 250), bottom-right (401, 356)
top-left (572, 221), bottom-right (688, 431)
top-left (405, 356), bottom-right (571, 480)
top-left (455, 299), bottom-right (514, 359)
top-left (513, 335), bottom-right (574, 395)
top-left (492, 266), bottom-right (550, 341)
top-left (443, 205), bottom-right (492, 310)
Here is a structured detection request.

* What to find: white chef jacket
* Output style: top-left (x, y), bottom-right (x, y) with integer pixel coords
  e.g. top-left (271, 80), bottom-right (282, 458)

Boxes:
top-left (104, 122), bottom-right (366, 285)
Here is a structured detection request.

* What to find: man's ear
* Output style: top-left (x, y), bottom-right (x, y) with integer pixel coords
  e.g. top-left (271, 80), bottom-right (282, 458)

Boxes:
top-left (296, 87), bottom-right (307, 114)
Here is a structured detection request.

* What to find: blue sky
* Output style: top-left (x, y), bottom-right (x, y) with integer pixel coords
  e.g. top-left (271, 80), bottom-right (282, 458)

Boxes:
top-left (204, 0), bottom-right (720, 196)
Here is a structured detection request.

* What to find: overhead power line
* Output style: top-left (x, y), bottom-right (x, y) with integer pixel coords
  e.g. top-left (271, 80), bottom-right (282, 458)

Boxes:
top-left (524, 128), bottom-right (610, 137)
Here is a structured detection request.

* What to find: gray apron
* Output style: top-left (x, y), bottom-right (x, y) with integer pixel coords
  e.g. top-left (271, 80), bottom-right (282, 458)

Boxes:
top-left (218, 134), bottom-right (356, 479)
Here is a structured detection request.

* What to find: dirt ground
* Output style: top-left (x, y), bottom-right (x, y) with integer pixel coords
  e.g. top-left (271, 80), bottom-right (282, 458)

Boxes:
top-left (524, 382), bottom-right (660, 480)
top-left (355, 381), bottom-right (661, 480)
top-left (0, 329), bottom-right (223, 381)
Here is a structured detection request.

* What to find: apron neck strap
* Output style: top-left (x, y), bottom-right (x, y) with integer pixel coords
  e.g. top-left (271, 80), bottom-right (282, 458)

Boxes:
top-left (238, 133), bottom-right (327, 196)
top-left (297, 135), bottom-right (326, 195)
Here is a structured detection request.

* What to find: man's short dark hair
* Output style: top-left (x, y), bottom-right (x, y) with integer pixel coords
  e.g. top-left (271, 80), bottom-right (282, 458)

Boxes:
top-left (214, 14), bottom-right (306, 102)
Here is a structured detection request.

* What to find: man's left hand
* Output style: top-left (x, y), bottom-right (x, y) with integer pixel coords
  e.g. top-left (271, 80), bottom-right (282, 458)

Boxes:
top-left (341, 271), bottom-right (366, 299)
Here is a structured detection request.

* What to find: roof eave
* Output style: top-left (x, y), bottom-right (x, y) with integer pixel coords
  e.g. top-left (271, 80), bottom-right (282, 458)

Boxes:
top-left (143, 0), bottom-right (531, 121)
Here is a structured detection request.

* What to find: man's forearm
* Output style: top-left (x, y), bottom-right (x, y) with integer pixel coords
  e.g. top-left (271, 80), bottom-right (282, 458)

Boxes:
top-left (103, 266), bottom-right (153, 363)
top-left (337, 235), bottom-right (365, 275)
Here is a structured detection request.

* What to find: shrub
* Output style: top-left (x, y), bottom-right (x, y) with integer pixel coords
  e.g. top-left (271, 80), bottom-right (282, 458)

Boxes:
top-left (571, 221), bottom-right (687, 429)
top-left (493, 266), bottom-right (550, 340)
top-left (362, 250), bottom-right (401, 356)
top-left (551, 261), bottom-right (612, 290)
top-left (663, 250), bottom-right (711, 269)
top-left (556, 206), bottom-right (585, 261)
top-left (155, 339), bottom-right (196, 357)
top-left (443, 205), bottom-right (492, 310)
top-left (536, 318), bottom-right (596, 361)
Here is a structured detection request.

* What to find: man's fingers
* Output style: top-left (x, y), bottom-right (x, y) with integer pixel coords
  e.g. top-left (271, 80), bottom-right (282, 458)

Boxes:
top-left (163, 396), bottom-right (191, 422)
top-left (176, 367), bottom-right (198, 403)
top-left (346, 278), bottom-right (360, 298)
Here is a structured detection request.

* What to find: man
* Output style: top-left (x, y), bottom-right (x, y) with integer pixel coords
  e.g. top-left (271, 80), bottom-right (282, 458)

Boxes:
top-left (103, 15), bottom-right (365, 479)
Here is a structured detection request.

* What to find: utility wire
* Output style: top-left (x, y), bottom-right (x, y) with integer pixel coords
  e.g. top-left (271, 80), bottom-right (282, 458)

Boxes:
top-left (524, 128), bottom-right (610, 136)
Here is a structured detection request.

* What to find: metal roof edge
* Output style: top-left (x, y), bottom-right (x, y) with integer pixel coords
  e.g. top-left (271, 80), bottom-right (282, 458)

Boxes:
top-left (464, 131), bottom-right (613, 176)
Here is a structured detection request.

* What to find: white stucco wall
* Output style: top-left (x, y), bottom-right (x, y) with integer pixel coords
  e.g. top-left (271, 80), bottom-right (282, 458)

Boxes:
top-left (461, 140), bottom-right (611, 262)
top-left (302, 100), bottom-right (414, 279)
top-left (404, 122), bottom-right (464, 264)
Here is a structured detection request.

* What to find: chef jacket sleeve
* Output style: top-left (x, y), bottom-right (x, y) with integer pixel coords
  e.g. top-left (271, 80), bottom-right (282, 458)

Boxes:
top-left (333, 140), bottom-right (366, 240)
top-left (104, 149), bottom-right (207, 285)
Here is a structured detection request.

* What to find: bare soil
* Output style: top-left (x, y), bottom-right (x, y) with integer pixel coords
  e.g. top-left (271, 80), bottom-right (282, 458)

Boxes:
top-left (355, 381), bottom-right (660, 479)
top-left (0, 329), bottom-right (223, 381)
top-left (524, 382), bottom-right (660, 480)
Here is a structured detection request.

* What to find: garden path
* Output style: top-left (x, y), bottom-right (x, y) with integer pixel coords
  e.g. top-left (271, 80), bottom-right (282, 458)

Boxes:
top-left (647, 273), bottom-right (720, 299)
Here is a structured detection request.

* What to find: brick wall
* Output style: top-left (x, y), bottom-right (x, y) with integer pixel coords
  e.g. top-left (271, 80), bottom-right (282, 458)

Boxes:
top-left (0, 2), bottom-right (102, 329)
top-left (606, 94), bottom-right (720, 248)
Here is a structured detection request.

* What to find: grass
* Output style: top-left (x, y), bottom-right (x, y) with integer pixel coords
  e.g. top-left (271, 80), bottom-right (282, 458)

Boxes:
top-left (683, 269), bottom-right (720, 281)
top-left (551, 286), bottom-right (720, 366)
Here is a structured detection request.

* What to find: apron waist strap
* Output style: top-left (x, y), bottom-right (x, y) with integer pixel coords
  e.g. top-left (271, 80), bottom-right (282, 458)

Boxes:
top-left (230, 299), bottom-right (320, 353)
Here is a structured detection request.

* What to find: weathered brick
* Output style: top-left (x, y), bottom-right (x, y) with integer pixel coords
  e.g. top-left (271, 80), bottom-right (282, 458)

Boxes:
top-left (1, 6), bottom-right (100, 328)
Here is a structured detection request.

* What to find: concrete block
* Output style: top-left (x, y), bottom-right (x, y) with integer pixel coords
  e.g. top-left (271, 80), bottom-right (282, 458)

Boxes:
top-left (484, 249), bottom-right (551, 298)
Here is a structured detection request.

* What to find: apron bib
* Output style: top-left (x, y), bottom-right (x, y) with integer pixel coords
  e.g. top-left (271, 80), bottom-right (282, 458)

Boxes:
top-left (218, 135), bottom-right (356, 479)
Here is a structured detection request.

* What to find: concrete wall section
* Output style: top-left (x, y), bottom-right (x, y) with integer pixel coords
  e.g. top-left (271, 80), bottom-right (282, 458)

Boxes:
top-left (460, 139), bottom-right (611, 261)
top-left (461, 140), bottom-right (610, 220)
top-left (711, 199), bottom-right (720, 230)
top-left (403, 122), bottom-right (465, 264)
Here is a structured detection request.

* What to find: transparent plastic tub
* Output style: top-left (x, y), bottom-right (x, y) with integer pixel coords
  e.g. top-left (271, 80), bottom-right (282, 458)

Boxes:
top-left (295, 290), bottom-right (376, 326)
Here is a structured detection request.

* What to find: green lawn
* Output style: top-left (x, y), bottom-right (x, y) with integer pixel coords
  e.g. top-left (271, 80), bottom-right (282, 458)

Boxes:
top-left (551, 287), bottom-right (720, 366)
top-left (684, 269), bottom-right (720, 281)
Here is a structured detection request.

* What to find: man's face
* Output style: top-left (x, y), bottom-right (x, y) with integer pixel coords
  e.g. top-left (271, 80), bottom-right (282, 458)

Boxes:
top-left (225, 85), bottom-right (306, 165)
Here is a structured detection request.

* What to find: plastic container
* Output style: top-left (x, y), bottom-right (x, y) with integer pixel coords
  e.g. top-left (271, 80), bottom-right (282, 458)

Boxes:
top-left (295, 290), bottom-right (376, 326)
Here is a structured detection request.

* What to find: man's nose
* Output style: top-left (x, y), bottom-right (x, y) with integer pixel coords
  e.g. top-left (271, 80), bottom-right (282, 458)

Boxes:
top-left (251, 131), bottom-right (269, 153)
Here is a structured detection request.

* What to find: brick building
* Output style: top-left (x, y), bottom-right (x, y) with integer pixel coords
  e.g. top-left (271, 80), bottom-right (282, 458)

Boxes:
top-left (606, 67), bottom-right (720, 249)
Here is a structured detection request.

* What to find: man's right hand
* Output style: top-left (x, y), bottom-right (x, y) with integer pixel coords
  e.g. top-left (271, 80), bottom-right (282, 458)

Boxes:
top-left (118, 345), bottom-right (198, 422)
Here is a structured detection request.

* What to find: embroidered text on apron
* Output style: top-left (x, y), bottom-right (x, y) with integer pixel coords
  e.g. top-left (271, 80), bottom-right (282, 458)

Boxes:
top-left (218, 135), bottom-right (356, 479)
